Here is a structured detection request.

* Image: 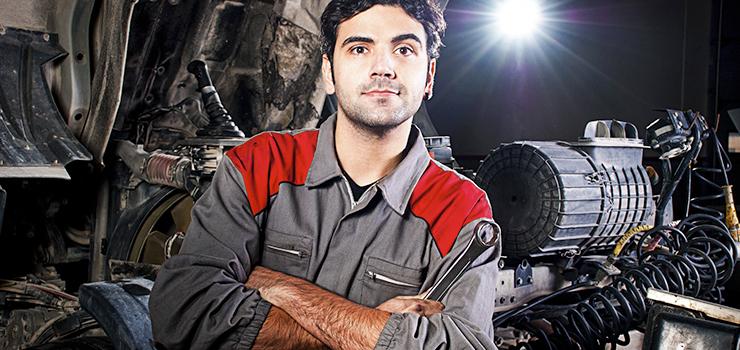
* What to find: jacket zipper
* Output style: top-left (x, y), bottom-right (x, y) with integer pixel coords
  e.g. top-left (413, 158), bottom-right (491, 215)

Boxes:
top-left (341, 176), bottom-right (358, 209)
top-left (366, 270), bottom-right (420, 288)
top-left (265, 244), bottom-right (304, 258)
top-left (341, 175), bottom-right (375, 210)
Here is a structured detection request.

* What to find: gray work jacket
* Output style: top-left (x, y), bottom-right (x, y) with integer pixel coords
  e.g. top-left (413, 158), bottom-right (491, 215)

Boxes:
top-left (149, 114), bottom-right (500, 349)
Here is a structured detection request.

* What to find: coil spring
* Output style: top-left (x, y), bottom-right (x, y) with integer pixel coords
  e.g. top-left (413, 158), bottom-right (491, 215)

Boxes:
top-left (145, 153), bottom-right (181, 187)
top-left (687, 131), bottom-right (732, 218)
top-left (509, 213), bottom-right (737, 350)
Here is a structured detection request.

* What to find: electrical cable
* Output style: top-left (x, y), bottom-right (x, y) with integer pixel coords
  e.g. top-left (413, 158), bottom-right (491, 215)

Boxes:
top-left (498, 111), bottom-right (737, 348)
top-left (501, 215), bottom-right (736, 350)
top-left (655, 113), bottom-right (703, 226)
top-left (493, 282), bottom-right (593, 327)
top-left (496, 111), bottom-right (737, 348)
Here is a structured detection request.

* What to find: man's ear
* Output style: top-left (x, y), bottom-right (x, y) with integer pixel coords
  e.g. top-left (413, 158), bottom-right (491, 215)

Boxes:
top-left (321, 54), bottom-right (336, 95)
top-left (425, 58), bottom-right (437, 100)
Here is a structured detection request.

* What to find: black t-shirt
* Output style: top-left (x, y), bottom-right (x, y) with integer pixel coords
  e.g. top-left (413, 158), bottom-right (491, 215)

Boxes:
top-left (343, 172), bottom-right (371, 202)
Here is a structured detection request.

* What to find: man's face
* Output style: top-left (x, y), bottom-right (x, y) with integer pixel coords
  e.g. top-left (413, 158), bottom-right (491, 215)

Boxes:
top-left (322, 5), bottom-right (436, 134)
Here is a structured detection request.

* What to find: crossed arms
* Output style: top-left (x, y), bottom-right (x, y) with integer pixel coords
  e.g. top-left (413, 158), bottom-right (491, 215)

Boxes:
top-left (248, 266), bottom-right (444, 350)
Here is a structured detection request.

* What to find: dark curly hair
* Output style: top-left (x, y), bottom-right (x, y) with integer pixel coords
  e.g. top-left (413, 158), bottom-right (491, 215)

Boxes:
top-left (320, 0), bottom-right (446, 63)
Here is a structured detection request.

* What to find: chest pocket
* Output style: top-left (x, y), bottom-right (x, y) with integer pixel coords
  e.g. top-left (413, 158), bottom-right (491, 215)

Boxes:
top-left (360, 257), bottom-right (424, 308)
top-left (261, 229), bottom-right (312, 279)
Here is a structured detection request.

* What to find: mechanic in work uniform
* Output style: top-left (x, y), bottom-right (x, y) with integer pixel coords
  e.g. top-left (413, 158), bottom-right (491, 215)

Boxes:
top-left (149, 1), bottom-right (500, 349)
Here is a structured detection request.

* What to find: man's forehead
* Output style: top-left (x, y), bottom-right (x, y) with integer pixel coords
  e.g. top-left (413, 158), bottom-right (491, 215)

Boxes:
top-left (336, 5), bottom-right (427, 44)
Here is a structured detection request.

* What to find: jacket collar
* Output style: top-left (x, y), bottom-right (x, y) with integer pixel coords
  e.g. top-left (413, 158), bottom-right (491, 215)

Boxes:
top-left (305, 114), bottom-right (344, 187)
top-left (305, 114), bottom-right (431, 215)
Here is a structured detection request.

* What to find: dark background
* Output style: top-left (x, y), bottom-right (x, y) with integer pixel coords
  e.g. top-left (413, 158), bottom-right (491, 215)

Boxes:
top-left (426, 0), bottom-right (740, 306)
top-left (428, 0), bottom-right (738, 163)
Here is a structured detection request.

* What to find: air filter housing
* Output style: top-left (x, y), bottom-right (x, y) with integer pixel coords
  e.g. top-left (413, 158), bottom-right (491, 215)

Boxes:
top-left (475, 120), bottom-right (654, 257)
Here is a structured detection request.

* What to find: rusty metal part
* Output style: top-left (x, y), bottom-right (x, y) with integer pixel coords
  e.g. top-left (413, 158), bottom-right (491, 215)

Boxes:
top-left (0, 0), bottom-right (55, 31)
top-left (80, 0), bottom-right (139, 166)
top-left (144, 153), bottom-right (191, 189)
top-left (2, 309), bottom-right (67, 349)
top-left (114, 140), bottom-right (192, 190)
top-left (0, 28), bottom-right (92, 179)
top-left (90, 179), bottom-right (109, 282)
top-left (47, 0), bottom-right (95, 137)
top-left (647, 288), bottom-right (740, 325)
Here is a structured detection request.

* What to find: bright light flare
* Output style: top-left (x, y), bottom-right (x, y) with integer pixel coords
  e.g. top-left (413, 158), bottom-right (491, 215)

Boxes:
top-left (493, 0), bottom-right (543, 39)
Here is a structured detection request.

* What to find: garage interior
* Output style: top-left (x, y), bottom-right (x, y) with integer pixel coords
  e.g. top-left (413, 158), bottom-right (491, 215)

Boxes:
top-left (0, 0), bottom-right (739, 349)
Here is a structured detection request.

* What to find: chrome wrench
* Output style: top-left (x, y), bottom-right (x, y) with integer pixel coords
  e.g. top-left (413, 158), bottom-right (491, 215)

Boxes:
top-left (424, 219), bottom-right (501, 301)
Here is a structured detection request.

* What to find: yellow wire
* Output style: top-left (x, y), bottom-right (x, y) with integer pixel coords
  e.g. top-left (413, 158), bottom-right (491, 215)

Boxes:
top-left (722, 185), bottom-right (740, 242)
top-left (612, 224), bottom-right (654, 257)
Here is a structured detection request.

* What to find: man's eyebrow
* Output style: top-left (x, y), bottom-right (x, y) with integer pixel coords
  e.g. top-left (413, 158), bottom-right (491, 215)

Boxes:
top-left (341, 36), bottom-right (374, 47)
top-left (391, 33), bottom-right (422, 46)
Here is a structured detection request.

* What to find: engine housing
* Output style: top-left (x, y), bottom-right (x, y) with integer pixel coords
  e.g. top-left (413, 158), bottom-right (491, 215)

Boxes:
top-left (476, 120), bottom-right (654, 257)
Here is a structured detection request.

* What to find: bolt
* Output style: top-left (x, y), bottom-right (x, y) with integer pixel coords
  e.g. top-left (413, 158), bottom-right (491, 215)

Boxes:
top-left (516, 278), bottom-right (522, 286)
top-left (42, 33), bottom-right (50, 41)
top-left (494, 336), bottom-right (504, 346)
top-left (0, 25), bottom-right (6, 35)
top-left (498, 259), bottom-right (505, 269)
top-left (499, 297), bottom-right (505, 304)
top-left (527, 276), bottom-right (533, 283)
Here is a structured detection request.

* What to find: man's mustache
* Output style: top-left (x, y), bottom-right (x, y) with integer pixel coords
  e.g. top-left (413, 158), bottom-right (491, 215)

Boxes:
top-left (361, 79), bottom-right (402, 94)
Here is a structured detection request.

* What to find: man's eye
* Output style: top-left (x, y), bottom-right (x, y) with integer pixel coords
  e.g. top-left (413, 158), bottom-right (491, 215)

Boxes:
top-left (351, 46), bottom-right (367, 55)
top-left (396, 47), bottom-right (414, 56)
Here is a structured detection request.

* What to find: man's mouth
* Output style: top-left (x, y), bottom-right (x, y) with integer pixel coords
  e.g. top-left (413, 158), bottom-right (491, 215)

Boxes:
top-left (362, 89), bottom-right (400, 97)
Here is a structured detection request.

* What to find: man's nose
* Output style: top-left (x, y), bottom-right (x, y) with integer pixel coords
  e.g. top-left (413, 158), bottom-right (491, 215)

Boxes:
top-left (370, 49), bottom-right (396, 79)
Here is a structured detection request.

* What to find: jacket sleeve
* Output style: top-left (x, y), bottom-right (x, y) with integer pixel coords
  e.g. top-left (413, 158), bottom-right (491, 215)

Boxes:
top-left (149, 156), bottom-right (270, 349)
top-left (374, 196), bottom-right (501, 350)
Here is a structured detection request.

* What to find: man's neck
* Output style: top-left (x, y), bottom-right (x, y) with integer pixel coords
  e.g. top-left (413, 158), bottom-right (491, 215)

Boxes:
top-left (334, 113), bottom-right (412, 186)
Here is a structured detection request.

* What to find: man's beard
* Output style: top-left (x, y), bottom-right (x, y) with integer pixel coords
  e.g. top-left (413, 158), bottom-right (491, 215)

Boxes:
top-left (335, 79), bottom-right (421, 137)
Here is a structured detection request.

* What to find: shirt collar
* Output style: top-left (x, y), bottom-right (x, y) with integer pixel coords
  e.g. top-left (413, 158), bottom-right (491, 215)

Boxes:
top-left (305, 114), bottom-right (344, 187)
top-left (375, 125), bottom-right (430, 215)
top-left (305, 113), bottom-right (431, 215)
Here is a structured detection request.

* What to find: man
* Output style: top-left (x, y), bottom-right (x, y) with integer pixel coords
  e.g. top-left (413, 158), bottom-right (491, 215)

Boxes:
top-left (149, 0), bottom-right (500, 349)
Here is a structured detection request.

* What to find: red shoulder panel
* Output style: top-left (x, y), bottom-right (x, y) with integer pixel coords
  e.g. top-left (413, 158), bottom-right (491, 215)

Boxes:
top-left (409, 161), bottom-right (492, 257)
top-left (225, 130), bottom-right (319, 215)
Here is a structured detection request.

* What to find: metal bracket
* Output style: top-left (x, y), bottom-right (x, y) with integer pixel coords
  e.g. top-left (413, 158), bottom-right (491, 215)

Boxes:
top-left (514, 259), bottom-right (533, 288)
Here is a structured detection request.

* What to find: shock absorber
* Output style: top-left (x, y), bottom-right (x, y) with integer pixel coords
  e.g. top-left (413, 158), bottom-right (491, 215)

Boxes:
top-left (498, 214), bottom-right (737, 350)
